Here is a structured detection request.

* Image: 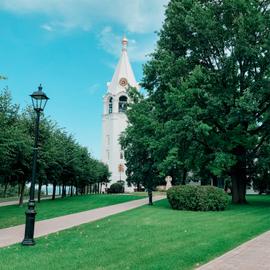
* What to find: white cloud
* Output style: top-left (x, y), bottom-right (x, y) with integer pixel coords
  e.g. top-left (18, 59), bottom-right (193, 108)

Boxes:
top-left (99, 26), bottom-right (156, 62)
top-left (99, 26), bottom-right (121, 57)
top-left (41, 23), bottom-right (54, 32)
top-left (128, 38), bottom-right (156, 62)
top-left (41, 20), bottom-right (91, 32)
top-left (88, 83), bottom-right (100, 95)
top-left (0, 0), bottom-right (168, 33)
top-left (1, 0), bottom-right (168, 61)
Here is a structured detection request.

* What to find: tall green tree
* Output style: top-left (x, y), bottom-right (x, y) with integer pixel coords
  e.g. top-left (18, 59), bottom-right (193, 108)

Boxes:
top-left (0, 89), bottom-right (22, 197)
top-left (122, 0), bottom-right (270, 204)
top-left (120, 87), bottom-right (161, 204)
top-left (11, 115), bottom-right (32, 205)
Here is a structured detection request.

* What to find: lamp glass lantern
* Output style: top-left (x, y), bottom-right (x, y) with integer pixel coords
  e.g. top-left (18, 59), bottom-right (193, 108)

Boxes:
top-left (30, 84), bottom-right (49, 112)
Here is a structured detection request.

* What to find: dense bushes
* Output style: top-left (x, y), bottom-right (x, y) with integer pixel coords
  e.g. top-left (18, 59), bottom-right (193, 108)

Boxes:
top-left (108, 183), bottom-right (124, 194)
top-left (167, 185), bottom-right (230, 211)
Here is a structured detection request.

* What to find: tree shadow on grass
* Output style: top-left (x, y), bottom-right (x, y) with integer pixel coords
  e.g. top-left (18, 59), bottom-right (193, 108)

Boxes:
top-left (221, 195), bottom-right (270, 213)
top-left (245, 195), bottom-right (270, 207)
top-left (152, 199), bottom-right (172, 210)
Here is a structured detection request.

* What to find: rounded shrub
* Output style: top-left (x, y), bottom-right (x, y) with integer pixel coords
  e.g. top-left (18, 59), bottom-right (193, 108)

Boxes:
top-left (167, 185), bottom-right (230, 211)
top-left (107, 183), bottom-right (124, 194)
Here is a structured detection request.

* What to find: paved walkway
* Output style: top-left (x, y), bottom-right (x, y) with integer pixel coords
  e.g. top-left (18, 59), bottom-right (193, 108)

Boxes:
top-left (197, 230), bottom-right (270, 270)
top-left (0, 196), bottom-right (60, 207)
top-left (0, 195), bottom-right (165, 248)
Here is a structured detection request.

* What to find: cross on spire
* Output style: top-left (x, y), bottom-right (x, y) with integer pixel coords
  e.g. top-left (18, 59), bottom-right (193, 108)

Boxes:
top-left (122, 35), bottom-right (128, 51)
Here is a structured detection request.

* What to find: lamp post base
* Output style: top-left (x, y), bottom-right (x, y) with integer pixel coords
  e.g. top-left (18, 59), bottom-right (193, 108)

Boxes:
top-left (22, 238), bottom-right (36, 246)
top-left (22, 202), bottom-right (36, 246)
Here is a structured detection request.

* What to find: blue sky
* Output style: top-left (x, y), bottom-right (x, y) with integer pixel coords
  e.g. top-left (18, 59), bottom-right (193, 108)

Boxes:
top-left (0, 0), bottom-right (168, 158)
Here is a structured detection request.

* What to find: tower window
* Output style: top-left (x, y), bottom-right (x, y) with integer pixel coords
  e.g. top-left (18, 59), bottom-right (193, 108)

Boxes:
top-left (119, 96), bottom-right (127, 113)
top-left (120, 152), bottom-right (123, 159)
top-left (108, 97), bottom-right (113, 114)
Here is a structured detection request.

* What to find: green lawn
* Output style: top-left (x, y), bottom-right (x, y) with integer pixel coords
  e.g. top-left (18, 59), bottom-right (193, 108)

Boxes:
top-left (0, 195), bottom-right (270, 270)
top-left (0, 194), bottom-right (145, 229)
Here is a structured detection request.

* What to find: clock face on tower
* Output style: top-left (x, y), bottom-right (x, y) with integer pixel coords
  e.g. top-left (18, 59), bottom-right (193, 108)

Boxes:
top-left (119, 77), bottom-right (128, 87)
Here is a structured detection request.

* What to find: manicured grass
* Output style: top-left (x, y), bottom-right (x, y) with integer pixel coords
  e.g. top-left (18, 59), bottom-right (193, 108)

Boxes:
top-left (1, 195), bottom-right (270, 270)
top-left (0, 194), bottom-right (145, 229)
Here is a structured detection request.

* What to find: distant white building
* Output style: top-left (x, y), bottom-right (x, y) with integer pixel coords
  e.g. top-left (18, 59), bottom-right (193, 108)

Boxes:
top-left (101, 36), bottom-right (139, 191)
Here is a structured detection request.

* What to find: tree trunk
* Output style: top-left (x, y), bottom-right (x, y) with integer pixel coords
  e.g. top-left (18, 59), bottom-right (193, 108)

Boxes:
top-left (37, 181), bottom-right (42, 203)
top-left (182, 169), bottom-right (187, 185)
top-left (18, 181), bottom-right (21, 197)
top-left (231, 146), bottom-right (247, 204)
top-left (211, 174), bottom-right (218, 187)
top-left (3, 181), bottom-right (8, 198)
top-left (231, 172), bottom-right (246, 204)
top-left (70, 185), bottom-right (73, 197)
top-left (61, 184), bottom-right (64, 198)
top-left (19, 179), bottom-right (26, 206)
top-left (58, 185), bottom-right (61, 196)
top-left (148, 189), bottom-right (153, 205)
top-left (52, 181), bottom-right (56, 200)
top-left (46, 184), bottom-right (48, 196)
top-left (62, 184), bottom-right (66, 198)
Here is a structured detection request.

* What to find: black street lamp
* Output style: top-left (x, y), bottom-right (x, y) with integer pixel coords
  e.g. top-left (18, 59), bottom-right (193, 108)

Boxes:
top-left (22, 84), bottom-right (49, 246)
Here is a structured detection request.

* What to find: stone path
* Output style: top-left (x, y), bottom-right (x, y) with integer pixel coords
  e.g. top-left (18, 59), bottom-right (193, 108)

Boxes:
top-left (0, 195), bottom-right (165, 248)
top-left (197, 230), bottom-right (270, 270)
top-left (0, 200), bottom-right (20, 207)
top-left (0, 196), bottom-right (60, 207)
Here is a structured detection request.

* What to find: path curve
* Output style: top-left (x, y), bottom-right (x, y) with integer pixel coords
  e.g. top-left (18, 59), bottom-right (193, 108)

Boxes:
top-left (0, 195), bottom-right (165, 248)
top-left (196, 230), bottom-right (270, 270)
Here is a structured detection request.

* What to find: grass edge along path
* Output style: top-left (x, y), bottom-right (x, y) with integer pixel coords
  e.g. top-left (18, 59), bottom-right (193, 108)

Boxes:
top-left (196, 229), bottom-right (270, 270)
top-left (0, 195), bottom-right (270, 270)
top-left (0, 195), bottom-right (165, 248)
top-left (0, 194), bottom-right (146, 229)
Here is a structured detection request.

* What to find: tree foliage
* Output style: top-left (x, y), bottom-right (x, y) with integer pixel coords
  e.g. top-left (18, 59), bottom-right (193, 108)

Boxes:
top-left (0, 88), bottom-right (110, 204)
top-left (121, 0), bottom-right (270, 204)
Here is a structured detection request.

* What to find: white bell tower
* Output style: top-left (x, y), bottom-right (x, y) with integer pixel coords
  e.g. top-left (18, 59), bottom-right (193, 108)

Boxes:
top-left (101, 36), bottom-right (139, 191)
